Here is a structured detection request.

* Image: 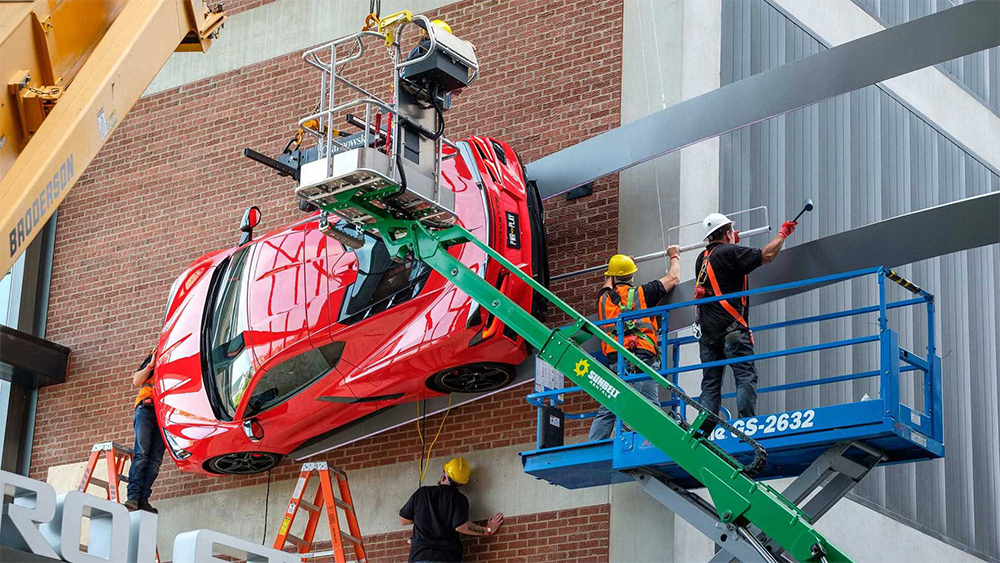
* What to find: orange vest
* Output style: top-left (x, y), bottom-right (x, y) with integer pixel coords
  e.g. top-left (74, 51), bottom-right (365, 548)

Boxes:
top-left (134, 369), bottom-right (155, 407)
top-left (598, 284), bottom-right (659, 356)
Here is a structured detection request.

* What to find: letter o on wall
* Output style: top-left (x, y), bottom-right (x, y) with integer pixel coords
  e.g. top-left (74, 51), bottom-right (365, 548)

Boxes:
top-left (40, 491), bottom-right (130, 562)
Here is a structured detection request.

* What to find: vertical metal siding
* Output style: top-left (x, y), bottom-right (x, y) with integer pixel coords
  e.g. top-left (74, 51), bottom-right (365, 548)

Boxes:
top-left (721, 1), bottom-right (1000, 560)
top-left (854, 0), bottom-right (1000, 116)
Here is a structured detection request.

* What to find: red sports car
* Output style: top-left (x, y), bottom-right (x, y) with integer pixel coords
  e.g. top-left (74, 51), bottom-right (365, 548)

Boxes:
top-left (153, 137), bottom-right (547, 475)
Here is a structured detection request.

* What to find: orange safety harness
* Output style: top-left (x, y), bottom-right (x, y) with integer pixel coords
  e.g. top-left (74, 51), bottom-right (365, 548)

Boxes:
top-left (696, 246), bottom-right (752, 338)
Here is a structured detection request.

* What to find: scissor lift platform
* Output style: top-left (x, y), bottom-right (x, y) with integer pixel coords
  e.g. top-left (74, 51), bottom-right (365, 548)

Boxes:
top-left (522, 398), bottom-right (942, 490)
top-left (519, 267), bottom-right (943, 560)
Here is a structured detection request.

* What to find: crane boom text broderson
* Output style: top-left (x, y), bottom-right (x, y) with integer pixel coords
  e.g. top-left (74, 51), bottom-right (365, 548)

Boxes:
top-left (8, 154), bottom-right (74, 259)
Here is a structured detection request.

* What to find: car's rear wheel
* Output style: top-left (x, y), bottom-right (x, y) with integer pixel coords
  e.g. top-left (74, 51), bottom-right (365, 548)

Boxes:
top-left (205, 452), bottom-right (282, 475)
top-left (427, 363), bottom-right (517, 394)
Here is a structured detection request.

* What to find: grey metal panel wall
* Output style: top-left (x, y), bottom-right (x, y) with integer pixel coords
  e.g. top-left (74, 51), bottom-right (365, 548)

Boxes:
top-left (854, 0), bottom-right (1000, 116)
top-left (720, 1), bottom-right (1000, 560)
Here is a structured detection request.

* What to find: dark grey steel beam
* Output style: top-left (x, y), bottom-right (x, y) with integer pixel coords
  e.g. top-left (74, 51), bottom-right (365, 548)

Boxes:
top-left (526, 0), bottom-right (1000, 199)
top-left (660, 192), bottom-right (1000, 331)
top-left (0, 326), bottom-right (69, 389)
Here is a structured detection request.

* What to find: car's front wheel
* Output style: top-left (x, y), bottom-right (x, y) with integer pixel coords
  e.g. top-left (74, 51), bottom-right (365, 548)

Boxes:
top-left (427, 363), bottom-right (517, 394)
top-left (205, 451), bottom-right (282, 475)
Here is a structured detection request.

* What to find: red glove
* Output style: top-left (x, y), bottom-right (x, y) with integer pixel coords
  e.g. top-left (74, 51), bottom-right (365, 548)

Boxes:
top-left (733, 230), bottom-right (740, 244)
top-left (779, 220), bottom-right (797, 239)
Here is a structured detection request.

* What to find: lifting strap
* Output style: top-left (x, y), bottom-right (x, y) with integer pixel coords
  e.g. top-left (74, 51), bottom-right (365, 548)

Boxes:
top-left (700, 246), bottom-right (749, 330)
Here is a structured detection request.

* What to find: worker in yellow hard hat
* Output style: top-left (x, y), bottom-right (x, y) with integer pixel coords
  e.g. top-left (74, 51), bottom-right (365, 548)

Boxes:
top-left (590, 246), bottom-right (681, 440)
top-left (430, 19), bottom-right (452, 34)
top-left (399, 457), bottom-right (504, 562)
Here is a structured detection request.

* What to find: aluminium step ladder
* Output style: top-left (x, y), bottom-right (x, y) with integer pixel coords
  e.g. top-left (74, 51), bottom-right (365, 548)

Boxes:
top-left (273, 462), bottom-right (367, 563)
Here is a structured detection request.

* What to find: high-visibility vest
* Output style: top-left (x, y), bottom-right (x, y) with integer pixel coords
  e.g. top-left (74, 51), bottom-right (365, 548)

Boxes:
top-left (696, 246), bottom-right (750, 330)
top-left (599, 284), bottom-right (659, 356)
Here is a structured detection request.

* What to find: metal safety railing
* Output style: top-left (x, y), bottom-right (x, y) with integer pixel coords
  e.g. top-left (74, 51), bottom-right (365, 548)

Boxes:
top-left (528, 266), bottom-right (941, 447)
top-left (296, 15), bottom-right (475, 190)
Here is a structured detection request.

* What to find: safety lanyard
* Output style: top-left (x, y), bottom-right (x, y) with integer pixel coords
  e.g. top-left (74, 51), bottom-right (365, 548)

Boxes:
top-left (699, 247), bottom-right (749, 329)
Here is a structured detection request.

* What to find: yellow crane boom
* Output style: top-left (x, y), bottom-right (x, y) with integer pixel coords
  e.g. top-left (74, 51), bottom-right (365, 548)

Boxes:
top-left (0, 0), bottom-right (225, 275)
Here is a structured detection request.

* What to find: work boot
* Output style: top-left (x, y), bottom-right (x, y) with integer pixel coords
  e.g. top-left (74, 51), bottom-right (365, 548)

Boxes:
top-left (138, 499), bottom-right (158, 514)
top-left (123, 498), bottom-right (140, 512)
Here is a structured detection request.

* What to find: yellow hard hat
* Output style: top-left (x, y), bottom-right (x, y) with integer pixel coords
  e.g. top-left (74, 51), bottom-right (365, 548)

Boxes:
top-left (443, 457), bottom-right (470, 484)
top-left (605, 254), bottom-right (637, 277)
top-left (431, 19), bottom-right (452, 34)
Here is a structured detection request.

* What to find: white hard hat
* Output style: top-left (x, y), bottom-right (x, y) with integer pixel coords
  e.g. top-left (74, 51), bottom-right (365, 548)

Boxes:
top-left (703, 212), bottom-right (734, 240)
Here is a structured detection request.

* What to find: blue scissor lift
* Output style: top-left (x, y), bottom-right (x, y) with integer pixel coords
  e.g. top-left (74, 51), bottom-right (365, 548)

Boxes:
top-left (521, 267), bottom-right (943, 561)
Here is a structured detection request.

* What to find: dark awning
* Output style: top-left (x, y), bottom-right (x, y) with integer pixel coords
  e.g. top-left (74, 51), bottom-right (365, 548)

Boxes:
top-left (0, 325), bottom-right (69, 389)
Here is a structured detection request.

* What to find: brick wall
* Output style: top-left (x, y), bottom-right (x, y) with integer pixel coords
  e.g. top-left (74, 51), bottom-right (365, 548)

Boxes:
top-left (33, 0), bottom-right (622, 551)
top-left (277, 505), bottom-right (611, 563)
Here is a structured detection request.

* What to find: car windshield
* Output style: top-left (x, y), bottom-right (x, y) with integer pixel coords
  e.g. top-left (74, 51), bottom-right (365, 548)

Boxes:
top-left (337, 223), bottom-right (431, 324)
top-left (204, 247), bottom-right (255, 420)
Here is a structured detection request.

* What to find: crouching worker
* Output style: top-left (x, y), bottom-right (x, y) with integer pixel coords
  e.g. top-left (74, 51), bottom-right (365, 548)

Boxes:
top-left (124, 347), bottom-right (165, 513)
top-left (589, 246), bottom-right (681, 441)
top-left (400, 458), bottom-right (503, 563)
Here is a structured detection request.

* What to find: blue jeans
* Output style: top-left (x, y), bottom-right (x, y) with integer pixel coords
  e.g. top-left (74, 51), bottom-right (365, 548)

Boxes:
top-left (127, 404), bottom-right (165, 501)
top-left (698, 329), bottom-right (758, 419)
top-left (588, 353), bottom-right (660, 441)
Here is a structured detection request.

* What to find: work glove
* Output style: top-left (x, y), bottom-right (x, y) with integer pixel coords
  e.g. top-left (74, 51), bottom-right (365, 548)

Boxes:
top-left (779, 220), bottom-right (797, 239)
top-left (733, 230), bottom-right (740, 244)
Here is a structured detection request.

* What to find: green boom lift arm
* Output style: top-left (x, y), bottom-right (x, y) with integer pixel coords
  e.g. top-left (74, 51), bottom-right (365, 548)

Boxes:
top-left (318, 188), bottom-right (851, 563)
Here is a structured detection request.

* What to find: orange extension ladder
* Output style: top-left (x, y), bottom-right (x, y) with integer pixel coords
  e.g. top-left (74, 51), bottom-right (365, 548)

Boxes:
top-left (78, 441), bottom-right (160, 562)
top-left (273, 461), bottom-right (367, 563)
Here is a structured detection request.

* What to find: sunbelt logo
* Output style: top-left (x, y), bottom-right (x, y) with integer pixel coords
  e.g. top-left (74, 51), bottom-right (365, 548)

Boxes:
top-left (573, 359), bottom-right (620, 400)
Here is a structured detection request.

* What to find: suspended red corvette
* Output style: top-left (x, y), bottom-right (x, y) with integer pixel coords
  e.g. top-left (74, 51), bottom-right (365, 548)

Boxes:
top-left (152, 137), bottom-right (547, 475)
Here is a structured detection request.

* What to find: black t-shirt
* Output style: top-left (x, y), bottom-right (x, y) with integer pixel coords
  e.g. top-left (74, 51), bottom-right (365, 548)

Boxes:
top-left (695, 243), bottom-right (763, 338)
top-left (400, 484), bottom-right (470, 562)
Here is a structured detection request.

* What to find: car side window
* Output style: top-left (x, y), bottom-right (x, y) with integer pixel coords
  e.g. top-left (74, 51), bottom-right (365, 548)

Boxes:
top-left (244, 342), bottom-right (345, 417)
top-left (337, 224), bottom-right (431, 324)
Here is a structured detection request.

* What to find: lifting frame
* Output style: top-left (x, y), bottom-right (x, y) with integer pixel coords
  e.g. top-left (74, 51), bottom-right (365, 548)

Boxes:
top-left (278, 18), bottom-right (942, 563)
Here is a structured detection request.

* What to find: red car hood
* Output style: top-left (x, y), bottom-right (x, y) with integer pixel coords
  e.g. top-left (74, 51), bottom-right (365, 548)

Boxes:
top-left (155, 249), bottom-right (233, 423)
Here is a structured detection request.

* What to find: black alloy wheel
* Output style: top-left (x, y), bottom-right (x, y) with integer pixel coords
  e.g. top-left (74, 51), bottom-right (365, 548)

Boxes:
top-left (427, 363), bottom-right (516, 393)
top-left (205, 451), bottom-right (282, 475)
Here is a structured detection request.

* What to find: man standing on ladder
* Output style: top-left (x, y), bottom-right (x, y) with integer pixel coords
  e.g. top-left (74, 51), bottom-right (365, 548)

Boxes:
top-left (399, 458), bottom-right (504, 562)
top-left (590, 246), bottom-right (682, 440)
top-left (124, 347), bottom-right (165, 513)
top-left (695, 213), bottom-right (796, 419)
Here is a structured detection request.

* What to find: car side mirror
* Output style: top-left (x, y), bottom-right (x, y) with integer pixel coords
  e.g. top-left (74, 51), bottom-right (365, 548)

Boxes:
top-left (238, 206), bottom-right (261, 246)
top-left (243, 418), bottom-right (265, 442)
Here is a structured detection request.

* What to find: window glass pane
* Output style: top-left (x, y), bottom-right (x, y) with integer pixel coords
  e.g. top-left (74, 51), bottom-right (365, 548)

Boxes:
top-left (337, 224), bottom-right (431, 324)
top-left (203, 247), bottom-right (253, 420)
top-left (245, 342), bottom-right (344, 417)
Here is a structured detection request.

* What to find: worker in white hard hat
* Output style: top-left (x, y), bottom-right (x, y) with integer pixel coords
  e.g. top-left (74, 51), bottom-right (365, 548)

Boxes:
top-left (399, 457), bottom-right (503, 562)
top-left (694, 213), bottom-right (797, 419)
top-left (589, 245), bottom-right (682, 440)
